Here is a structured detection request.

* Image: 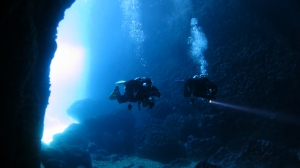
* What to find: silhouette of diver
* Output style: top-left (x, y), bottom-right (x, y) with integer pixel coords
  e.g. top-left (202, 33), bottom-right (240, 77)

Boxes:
top-left (109, 77), bottom-right (161, 110)
top-left (180, 75), bottom-right (218, 104)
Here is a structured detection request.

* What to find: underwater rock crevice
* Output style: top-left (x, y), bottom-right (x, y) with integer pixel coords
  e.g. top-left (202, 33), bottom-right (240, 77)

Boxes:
top-left (0, 0), bottom-right (75, 167)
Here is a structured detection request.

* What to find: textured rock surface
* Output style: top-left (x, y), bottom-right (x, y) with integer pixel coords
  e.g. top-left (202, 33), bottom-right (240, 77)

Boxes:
top-left (1, 0), bottom-right (300, 167)
top-left (135, 124), bottom-right (186, 163)
top-left (40, 145), bottom-right (92, 168)
top-left (67, 98), bottom-right (102, 123)
top-left (0, 0), bottom-right (75, 167)
top-left (83, 109), bottom-right (136, 154)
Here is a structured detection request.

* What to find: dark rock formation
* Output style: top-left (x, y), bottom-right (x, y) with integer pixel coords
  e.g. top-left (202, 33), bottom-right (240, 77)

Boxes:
top-left (235, 139), bottom-right (300, 168)
top-left (194, 161), bottom-right (221, 168)
top-left (1, 0), bottom-right (300, 167)
top-left (164, 113), bottom-right (200, 141)
top-left (83, 109), bottom-right (136, 154)
top-left (50, 123), bottom-right (89, 148)
top-left (84, 109), bottom-right (135, 134)
top-left (162, 158), bottom-right (192, 168)
top-left (67, 98), bottom-right (102, 123)
top-left (135, 124), bottom-right (186, 163)
top-left (40, 145), bottom-right (92, 168)
top-left (147, 100), bottom-right (174, 119)
top-left (0, 0), bottom-right (75, 167)
top-left (46, 108), bottom-right (136, 161)
top-left (185, 135), bottom-right (220, 161)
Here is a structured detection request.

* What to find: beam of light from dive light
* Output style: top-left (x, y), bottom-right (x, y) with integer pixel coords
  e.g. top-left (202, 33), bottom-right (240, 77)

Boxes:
top-left (209, 100), bottom-right (300, 126)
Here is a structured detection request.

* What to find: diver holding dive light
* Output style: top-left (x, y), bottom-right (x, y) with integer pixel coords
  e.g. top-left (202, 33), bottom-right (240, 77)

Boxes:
top-left (181, 74), bottom-right (218, 104)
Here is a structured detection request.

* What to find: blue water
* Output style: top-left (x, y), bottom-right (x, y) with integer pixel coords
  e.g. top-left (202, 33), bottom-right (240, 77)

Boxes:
top-left (44, 0), bottom-right (300, 167)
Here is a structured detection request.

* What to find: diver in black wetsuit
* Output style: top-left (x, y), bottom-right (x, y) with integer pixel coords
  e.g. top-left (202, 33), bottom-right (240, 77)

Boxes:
top-left (110, 77), bottom-right (161, 110)
top-left (183, 75), bottom-right (218, 103)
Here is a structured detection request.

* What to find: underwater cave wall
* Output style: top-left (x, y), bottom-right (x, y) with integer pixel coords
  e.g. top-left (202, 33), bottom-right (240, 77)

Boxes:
top-left (137, 0), bottom-right (300, 151)
top-left (0, 0), bottom-right (75, 167)
top-left (141, 0), bottom-right (300, 111)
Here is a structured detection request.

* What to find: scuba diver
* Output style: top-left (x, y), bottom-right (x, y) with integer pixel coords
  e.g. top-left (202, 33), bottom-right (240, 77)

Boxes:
top-left (109, 77), bottom-right (161, 110)
top-left (182, 74), bottom-right (218, 104)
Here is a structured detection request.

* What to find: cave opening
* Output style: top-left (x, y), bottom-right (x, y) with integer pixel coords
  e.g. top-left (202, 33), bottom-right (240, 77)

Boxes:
top-left (42, 0), bottom-right (90, 144)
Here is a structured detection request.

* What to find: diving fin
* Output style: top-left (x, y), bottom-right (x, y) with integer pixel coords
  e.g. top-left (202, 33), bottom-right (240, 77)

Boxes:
top-left (115, 80), bottom-right (126, 85)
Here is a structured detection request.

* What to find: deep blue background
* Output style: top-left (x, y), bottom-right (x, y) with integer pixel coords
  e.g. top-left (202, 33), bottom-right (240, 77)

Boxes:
top-left (86, 0), bottom-right (300, 115)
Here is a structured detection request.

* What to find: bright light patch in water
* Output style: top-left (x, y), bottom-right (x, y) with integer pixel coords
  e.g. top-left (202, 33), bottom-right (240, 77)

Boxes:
top-left (50, 44), bottom-right (85, 82)
top-left (42, 114), bottom-right (72, 144)
top-left (42, 43), bottom-right (85, 144)
top-left (210, 100), bottom-right (300, 126)
top-left (189, 18), bottom-right (208, 75)
top-left (42, 0), bottom-right (89, 144)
